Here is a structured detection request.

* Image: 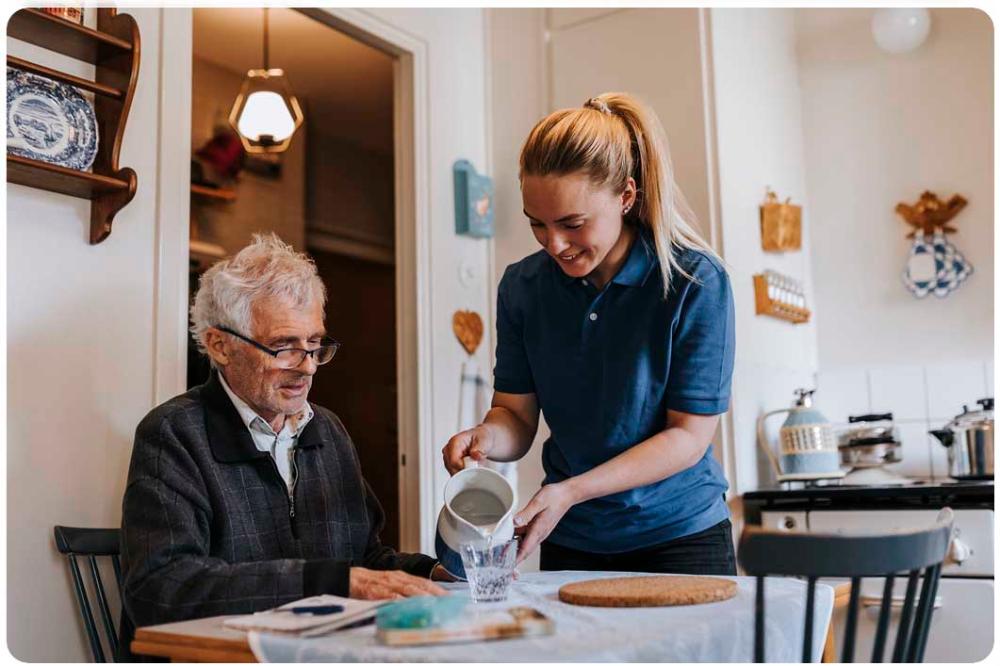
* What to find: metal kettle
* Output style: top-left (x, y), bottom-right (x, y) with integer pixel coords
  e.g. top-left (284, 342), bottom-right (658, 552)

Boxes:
top-left (757, 388), bottom-right (843, 482)
top-left (930, 398), bottom-right (994, 480)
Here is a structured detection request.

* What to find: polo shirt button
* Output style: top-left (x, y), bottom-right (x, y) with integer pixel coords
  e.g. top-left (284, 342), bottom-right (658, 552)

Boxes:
top-left (581, 279), bottom-right (589, 286)
top-left (589, 312), bottom-right (598, 321)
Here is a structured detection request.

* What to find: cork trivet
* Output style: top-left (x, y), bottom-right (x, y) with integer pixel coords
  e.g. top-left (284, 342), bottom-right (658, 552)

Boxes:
top-left (558, 576), bottom-right (737, 607)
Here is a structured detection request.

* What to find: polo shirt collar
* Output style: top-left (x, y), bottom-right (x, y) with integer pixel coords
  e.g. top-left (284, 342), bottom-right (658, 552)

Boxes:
top-left (611, 228), bottom-right (657, 287)
top-left (202, 371), bottom-right (322, 464)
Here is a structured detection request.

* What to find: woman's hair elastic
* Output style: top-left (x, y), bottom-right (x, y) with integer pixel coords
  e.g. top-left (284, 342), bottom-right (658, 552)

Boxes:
top-left (584, 97), bottom-right (613, 115)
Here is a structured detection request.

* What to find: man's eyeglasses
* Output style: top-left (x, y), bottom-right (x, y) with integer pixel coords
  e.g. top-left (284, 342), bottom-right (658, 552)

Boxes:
top-left (217, 327), bottom-right (341, 369)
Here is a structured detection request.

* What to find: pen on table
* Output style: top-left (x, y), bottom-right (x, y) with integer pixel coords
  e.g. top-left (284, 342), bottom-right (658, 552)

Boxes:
top-left (276, 604), bottom-right (345, 615)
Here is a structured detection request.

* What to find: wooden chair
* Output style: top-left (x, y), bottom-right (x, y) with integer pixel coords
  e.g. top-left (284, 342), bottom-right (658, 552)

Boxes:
top-left (54, 526), bottom-right (123, 662)
top-left (738, 519), bottom-right (951, 663)
top-left (821, 582), bottom-right (852, 662)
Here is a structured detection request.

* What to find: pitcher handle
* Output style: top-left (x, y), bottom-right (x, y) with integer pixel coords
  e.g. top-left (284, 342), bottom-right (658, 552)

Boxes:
top-left (462, 456), bottom-right (479, 470)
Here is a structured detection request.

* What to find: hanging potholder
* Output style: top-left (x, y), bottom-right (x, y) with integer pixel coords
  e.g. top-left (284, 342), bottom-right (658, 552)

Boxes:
top-left (902, 230), bottom-right (973, 299)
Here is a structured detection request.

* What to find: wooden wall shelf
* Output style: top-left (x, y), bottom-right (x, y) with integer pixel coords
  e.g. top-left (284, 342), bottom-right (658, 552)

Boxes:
top-left (6, 8), bottom-right (140, 244)
top-left (7, 55), bottom-right (124, 99)
top-left (7, 9), bottom-right (131, 63)
top-left (191, 184), bottom-right (237, 202)
top-left (8, 155), bottom-right (132, 197)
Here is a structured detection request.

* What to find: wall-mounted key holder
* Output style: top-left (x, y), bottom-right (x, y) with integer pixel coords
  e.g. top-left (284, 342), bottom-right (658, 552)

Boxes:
top-left (453, 159), bottom-right (494, 238)
top-left (753, 270), bottom-right (810, 324)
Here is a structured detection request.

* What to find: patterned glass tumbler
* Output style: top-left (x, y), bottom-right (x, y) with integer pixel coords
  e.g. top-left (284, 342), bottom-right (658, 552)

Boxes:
top-left (460, 539), bottom-right (517, 603)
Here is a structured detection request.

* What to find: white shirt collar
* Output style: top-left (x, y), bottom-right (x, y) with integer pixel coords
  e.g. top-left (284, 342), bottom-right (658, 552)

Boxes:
top-left (218, 372), bottom-right (314, 438)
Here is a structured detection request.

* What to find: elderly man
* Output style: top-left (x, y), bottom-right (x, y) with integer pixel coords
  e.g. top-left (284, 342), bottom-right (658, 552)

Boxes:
top-left (120, 234), bottom-right (445, 656)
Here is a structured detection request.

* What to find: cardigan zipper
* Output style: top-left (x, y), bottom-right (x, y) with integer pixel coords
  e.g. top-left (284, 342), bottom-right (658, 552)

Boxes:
top-left (288, 447), bottom-right (299, 519)
top-left (264, 447), bottom-right (300, 539)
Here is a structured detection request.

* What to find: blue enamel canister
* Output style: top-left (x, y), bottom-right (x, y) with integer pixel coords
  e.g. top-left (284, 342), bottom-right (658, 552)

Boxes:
top-left (757, 389), bottom-right (842, 482)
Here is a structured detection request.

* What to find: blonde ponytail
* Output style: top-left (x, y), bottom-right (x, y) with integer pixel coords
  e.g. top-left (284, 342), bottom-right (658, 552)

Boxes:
top-left (520, 92), bottom-right (720, 295)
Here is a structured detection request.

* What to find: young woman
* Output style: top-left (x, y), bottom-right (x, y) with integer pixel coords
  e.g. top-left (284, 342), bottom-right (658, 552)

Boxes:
top-left (442, 92), bottom-right (736, 574)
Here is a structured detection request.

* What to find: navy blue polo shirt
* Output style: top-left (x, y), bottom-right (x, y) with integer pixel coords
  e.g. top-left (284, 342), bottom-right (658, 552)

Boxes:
top-left (494, 230), bottom-right (735, 553)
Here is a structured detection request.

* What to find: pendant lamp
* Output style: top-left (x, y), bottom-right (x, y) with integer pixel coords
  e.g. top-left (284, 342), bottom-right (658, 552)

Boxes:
top-left (228, 7), bottom-right (304, 153)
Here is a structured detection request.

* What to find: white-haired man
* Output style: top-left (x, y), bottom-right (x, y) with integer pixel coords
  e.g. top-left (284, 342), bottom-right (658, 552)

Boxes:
top-left (120, 234), bottom-right (446, 658)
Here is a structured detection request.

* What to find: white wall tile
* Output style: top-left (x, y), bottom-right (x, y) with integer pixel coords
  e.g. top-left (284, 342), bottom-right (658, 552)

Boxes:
top-left (925, 361), bottom-right (989, 420)
top-left (927, 419), bottom-right (952, 481)
top-left (868, 364), bottom-right (928, 422)
top-left (885, 421), bottom-right (933, 479)
top-left (816, 368), bottom-right (870, 424)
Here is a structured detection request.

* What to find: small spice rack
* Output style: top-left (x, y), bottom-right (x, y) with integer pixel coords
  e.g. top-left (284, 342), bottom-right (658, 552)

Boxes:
top-left (6, 8), bottom-right (140, 244)
top-left (753, 271), bottom-right (811, 324)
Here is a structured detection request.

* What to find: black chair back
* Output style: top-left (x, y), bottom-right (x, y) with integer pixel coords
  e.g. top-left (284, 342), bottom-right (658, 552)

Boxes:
top-left (53, 526), bottom-right (123, 662)
top-left (738, 518), bottom-right (951, 663)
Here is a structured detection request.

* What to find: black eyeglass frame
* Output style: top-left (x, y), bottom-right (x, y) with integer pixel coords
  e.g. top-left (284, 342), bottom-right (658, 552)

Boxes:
top-left (216, 326), bottom-right (341, 366)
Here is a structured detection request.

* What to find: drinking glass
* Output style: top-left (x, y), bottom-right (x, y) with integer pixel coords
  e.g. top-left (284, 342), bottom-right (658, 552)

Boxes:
top-left (460, 538), bottom-right (517, 603)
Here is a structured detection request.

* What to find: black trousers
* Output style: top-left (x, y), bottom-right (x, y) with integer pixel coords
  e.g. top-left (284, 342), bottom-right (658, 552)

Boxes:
top-left (539, 519), bottom-right (737, 575)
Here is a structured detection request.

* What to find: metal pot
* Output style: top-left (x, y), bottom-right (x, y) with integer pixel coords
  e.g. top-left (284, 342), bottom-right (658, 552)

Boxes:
top-left (930, 398), bottom-right (994, 480)
top-left (838, 413), bottom-right (902, 468)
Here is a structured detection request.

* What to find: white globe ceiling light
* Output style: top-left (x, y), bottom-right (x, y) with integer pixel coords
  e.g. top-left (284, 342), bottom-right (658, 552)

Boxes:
top-left (229, 8), bottom-right (304, 153)
top-left (871, 8), bottom-right (932, 54)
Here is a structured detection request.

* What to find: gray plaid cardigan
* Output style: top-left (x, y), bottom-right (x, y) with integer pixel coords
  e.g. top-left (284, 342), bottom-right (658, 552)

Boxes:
top-left (119, 372), bottom-right (435, 643)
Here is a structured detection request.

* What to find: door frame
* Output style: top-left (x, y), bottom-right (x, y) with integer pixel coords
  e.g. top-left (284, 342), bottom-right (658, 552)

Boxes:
top-left (155, 7), bottom-right (431, 552)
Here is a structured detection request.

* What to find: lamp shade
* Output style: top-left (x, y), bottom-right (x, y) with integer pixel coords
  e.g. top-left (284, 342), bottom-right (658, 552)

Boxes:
top-left (228, 68), bottom-right (304, 153)
top-left (871, 8), bottom-right (931, 54)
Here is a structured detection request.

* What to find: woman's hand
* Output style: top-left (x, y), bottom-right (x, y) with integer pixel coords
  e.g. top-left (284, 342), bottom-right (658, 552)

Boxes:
top-left (349, 567), bottom-right (448, 600)
top-left (442, 424), bottom-right (496, 475)
top-left (512, 482), bottom-right (578, 564)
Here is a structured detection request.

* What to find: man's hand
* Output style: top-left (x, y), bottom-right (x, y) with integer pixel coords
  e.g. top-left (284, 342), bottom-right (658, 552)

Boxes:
top-left (349, 567), bottom-right (448, 600)
top-left (512, 482), bottom-right (578, 564)
top-left (442, 424), bottom-right (496, 475)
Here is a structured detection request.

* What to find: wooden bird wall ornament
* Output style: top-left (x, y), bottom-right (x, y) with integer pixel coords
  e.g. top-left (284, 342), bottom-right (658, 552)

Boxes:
top-left (895, 190), bottom-right (968, 239)
top-left (897, 191), bottom-right (973, 299)
top-left (452, 310), bottom-right (484, 356)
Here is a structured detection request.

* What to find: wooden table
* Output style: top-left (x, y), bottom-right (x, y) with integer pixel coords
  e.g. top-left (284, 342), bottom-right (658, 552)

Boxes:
top-left (132, 616), bottom-right (255, 662)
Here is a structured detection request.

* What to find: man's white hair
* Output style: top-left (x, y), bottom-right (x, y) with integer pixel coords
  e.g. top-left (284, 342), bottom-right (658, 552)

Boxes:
top-left (190, 233), bottom-right (327, 358)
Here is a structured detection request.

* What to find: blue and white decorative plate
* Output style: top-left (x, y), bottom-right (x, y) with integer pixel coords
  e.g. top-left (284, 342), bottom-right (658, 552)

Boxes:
top-left (902, 230), bottom-right (973, 299)
top-left (7, 67), bottom-right (98, 170)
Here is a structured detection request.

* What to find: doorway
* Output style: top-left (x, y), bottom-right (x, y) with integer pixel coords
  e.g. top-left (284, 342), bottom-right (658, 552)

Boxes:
top-left (188, 8), bottom-right (403, 548)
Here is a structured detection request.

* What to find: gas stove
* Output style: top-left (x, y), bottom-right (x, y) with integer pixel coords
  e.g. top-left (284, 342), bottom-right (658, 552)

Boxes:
top-left (743, 479), bottom-right (994, 662)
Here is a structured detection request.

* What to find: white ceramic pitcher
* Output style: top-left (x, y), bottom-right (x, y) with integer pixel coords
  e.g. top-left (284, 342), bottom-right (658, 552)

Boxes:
top-left (434, 459), bottom-right (516, 580)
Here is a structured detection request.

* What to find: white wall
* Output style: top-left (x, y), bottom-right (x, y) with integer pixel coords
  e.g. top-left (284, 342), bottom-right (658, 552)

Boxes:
top-left (6, 9), bottom-right (166, 661)
top-left (797, 8), bottom-right (993, 370)
top-left (710, 9), bottom-right (819, 494)
top-left (547, 8), bottom-right (714, 238)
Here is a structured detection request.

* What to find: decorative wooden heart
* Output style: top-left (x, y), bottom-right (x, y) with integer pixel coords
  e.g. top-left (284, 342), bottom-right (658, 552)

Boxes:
top-left (452, 310), bottom-right (483, 356)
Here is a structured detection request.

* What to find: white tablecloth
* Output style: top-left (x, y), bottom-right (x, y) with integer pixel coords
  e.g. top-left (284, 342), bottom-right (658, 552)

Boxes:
top-left (249, 571), bottom-right (833, 662)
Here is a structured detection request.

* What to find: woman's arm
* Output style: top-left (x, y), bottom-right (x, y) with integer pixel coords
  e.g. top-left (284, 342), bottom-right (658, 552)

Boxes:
top-left (442, 391), bottom-right (540, 475)
top-left (513, 409), bottom-right (720, 562)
